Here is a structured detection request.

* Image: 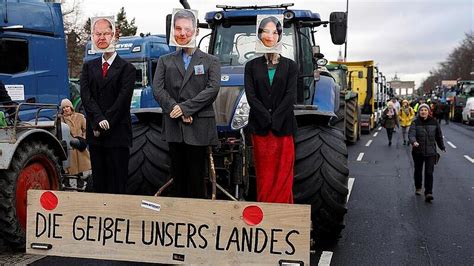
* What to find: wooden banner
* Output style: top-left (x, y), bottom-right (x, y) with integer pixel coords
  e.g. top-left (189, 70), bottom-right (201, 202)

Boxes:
top-left (27, 190), bottom-right (311, 265)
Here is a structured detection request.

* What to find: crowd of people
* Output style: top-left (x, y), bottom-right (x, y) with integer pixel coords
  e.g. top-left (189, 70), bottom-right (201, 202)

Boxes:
top-left (382, 97), bottom-right (446, 202)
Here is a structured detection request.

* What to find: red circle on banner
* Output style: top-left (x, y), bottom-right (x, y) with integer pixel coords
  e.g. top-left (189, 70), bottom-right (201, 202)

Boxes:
top-left (242, 205), bottom-right (263, 226)
top-left (40, 191), bottom-right (58, 211)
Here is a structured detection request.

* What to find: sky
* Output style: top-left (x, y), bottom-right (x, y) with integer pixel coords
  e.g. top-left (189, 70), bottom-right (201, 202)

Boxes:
top-left (78, 0), bottom-right (474, 88)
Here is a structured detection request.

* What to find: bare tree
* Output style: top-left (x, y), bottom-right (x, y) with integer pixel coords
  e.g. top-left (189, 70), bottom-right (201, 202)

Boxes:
top-left (421, 32), bottom-right (474, 93)
top-left (62, 0), bottom-right (87, 78)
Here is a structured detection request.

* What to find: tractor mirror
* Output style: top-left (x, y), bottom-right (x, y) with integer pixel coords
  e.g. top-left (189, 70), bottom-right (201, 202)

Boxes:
top-left (166, 14), bottom-right (172, 45)
top-left (329, 12), bottom-right (347, 45)
top-left (358, 71), bottom-right (363, 78)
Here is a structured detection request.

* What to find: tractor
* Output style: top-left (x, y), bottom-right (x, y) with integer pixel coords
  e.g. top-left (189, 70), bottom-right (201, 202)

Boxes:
top-left (126, 1), bottom-right (350, 242)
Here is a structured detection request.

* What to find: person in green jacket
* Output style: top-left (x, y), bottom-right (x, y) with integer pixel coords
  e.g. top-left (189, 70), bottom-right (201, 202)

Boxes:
top-left (382, 101), bottom-right (400, 146)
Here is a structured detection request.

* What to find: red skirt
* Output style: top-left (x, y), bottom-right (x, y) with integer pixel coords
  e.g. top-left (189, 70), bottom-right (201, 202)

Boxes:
top-left (252, 132), bottom-right (294, 204)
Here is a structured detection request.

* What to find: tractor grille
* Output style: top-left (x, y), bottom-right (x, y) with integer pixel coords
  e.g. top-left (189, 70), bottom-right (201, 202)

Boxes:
top-left (213, 86), bottom-right (243, 126)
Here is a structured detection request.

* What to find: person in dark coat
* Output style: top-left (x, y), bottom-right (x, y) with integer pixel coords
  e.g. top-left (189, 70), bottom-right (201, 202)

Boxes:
top-left (244, 19), bottom-right (298, 203)
top-left (408, 103), bottom-right (446, 202)
top-left (382, 101), bottom-right (399, 146)
top-left (80, 18), bottom-right (135, 194)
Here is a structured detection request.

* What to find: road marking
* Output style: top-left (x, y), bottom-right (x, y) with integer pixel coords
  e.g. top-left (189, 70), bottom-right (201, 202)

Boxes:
top-left (365, 140), bottom-right (372, 147)
top-left (378, 126), bottom-right (382, 131)
top-left (318, 251), bottom-right (334, 266)
top-left (464, 155), bottom-right (474, 163)
top-left (373, 132), bottom-right (378, 137)
top-left (356, 152), bottom-right (364, 161)
top-left (447, 141), bottom-right (457, 149)
top-left (347, 178), bottom-right (355, 203)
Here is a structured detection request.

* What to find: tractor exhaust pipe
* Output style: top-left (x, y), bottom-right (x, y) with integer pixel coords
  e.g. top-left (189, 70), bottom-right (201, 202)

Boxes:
top-left (180, 0), bottom-right (190, 9)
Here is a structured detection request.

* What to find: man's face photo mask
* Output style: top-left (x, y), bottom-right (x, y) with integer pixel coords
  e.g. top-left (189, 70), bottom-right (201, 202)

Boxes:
top-left (91, 16), bottom-right (116, 53)
top-left (255, 14), bottom-right (284, 54)
top-left (170, 8), bottom-right (198, 48)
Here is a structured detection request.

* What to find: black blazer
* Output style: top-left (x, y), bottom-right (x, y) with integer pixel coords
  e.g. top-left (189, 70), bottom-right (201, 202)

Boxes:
top-left (244, 56), bottom-right (297, 136)
top-left (80, 55), bottom-right (135, 147)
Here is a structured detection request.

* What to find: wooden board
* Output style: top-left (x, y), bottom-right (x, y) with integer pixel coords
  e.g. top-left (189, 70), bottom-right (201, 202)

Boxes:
top-left (27, 190), bottom-right (311, 265)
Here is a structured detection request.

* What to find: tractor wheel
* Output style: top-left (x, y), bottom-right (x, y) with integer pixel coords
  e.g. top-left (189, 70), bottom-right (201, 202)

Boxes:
top-left (293, 124), bottom-right (349, 243)
top-left (345, 97), bottom-right (359, 144)
top-left (126, 119), bottom-right (170, 196)
top-left (0, 141), bottom-right (60, 249)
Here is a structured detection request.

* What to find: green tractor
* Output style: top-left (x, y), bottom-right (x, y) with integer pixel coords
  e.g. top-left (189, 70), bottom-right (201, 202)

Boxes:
top-left (327, 63), bottom-right (361, 144)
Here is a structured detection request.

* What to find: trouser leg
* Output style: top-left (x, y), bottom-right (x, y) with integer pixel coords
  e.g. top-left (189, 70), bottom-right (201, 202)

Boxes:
top-left (104, 147), bottom-right (129, 194)
top-left (89, 145), bottom-right (107, 193)
top-left (386, 128), bottom-right (394, 141)
top-left (168, 142), bottom-right (187, 197)
top-left (413, 154), bottom-right (424, 189)
top-left (185, 145), bottom-right (207, 199)
top-left (402, 126), bottom-right (409, 141)
top-left (424, 155), bottom-right (436, 195)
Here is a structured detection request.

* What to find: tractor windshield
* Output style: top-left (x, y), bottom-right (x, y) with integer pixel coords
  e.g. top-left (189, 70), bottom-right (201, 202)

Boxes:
top-left (330, 69), bottom-right (347, 89)
top-left (212, 24), bottom-right (296, 66)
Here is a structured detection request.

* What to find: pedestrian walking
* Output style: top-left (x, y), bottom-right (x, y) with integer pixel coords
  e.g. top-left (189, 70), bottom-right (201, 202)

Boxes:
top-left (432, 100), bottom-right (444, 124)
top-left (60, 98), bottom-right (91, 175)
top-left (399, 99), bottom-right (415, 145)
top-left (382, 101), bottom-right (399, 146)
top-left (244, 15), bottom-right (297, 204)
top-left (80, 17), bottom-right (135, 194)
top-left (441, 99), bottom-right (450, 125)
top-left (408, 103), bottom-right (446, 202)
top-left (153, 9), bottom-right (220, 199)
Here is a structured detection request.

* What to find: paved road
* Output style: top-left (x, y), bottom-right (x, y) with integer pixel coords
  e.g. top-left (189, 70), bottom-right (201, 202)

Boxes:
top-left (1, 122), bottom-right (473, 265)
top-left (323, 122), bottom-right (474, 265)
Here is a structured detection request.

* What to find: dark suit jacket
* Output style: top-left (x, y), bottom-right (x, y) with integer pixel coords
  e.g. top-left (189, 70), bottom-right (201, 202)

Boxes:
top-left (244, 56), bottom-right (297, 136)
top-left (80, 55), bottom-right (135, 148)
top-left (153, 49), bottom-right (220, 146)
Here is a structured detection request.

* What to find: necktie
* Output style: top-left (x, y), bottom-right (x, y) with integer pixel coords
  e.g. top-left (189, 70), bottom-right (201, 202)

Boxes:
top-left (102, 62), bottom-right (109, 78)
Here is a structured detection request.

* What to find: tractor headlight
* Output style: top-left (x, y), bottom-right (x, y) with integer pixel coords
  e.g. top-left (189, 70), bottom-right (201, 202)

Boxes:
top-left (231, 93), bottom-right (250, 130)
top-left (214, 12), bottom-right (223, 21)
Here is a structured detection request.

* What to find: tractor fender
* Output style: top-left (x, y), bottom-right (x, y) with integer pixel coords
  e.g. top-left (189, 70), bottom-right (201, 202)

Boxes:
top-left (0, 128), bottom-right (67, 170)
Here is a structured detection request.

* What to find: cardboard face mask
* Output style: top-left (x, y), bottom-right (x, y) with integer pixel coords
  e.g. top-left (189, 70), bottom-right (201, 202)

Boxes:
top-left (169, 8), bottom-right (198, 48)
top-left (255, 14), bottom-right (284, 54)
top-left (91, 16), bottom-right (116, 53)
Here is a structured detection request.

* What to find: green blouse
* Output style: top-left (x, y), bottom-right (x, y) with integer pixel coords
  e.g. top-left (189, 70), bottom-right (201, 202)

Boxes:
top-left (268, 68), bottom-right (276, 86)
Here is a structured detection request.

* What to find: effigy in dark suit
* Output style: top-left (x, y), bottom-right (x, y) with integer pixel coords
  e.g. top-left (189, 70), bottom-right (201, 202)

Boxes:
top-left (80, 36), bottom-right (135, 194)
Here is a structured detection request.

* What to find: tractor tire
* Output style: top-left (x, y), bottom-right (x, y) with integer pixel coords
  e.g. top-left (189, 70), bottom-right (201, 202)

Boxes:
top-left (345, 97), bottom-right (359, 144)
top-left (126, 119), bottom-right (170, 196)
top-left (293, 124), bottom-right (349, 243)
top-left (0, 141), bottom-right (61, 249)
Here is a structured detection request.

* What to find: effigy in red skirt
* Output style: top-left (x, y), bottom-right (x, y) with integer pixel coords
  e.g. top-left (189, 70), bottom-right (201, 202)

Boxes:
top-left (252, 131), bottom-right (294, 204)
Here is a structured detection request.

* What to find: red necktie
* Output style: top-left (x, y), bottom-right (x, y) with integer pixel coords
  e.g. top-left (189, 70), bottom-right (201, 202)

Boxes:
top-left (102, 62), bottom-right (109, 78)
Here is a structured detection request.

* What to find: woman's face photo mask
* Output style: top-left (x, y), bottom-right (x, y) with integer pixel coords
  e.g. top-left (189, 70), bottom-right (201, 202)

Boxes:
top-left (91, 16), bottom-right (116, 53)
top-left (170, 8), bottom-right (198, 48)
top-left (255, 14), bottom-right (284, 53)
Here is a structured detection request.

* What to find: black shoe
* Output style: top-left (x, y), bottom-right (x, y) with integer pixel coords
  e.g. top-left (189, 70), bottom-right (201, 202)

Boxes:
top-left (389, 141), bottom-right (392, 146)
top-left (425, 194), bottom-right (434, 202)
top-left (403, 140), bottom-right (407, 145)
